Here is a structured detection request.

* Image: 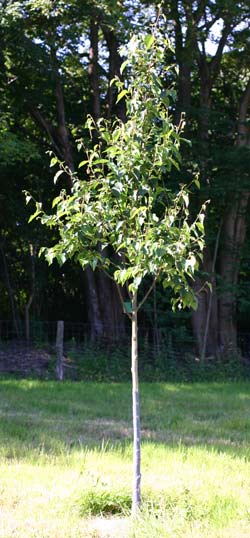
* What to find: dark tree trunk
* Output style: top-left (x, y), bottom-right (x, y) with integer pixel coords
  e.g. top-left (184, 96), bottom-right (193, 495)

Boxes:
top-left (191, 248), bottom-right (218, 356)
top-left (218, 80), bottom-right (250, 357)
top-left (219, 199), bottom-right (248, 356)
top-left (86, 23), bottom-right (126, 338)
top-left (0, 245), bottom-right (20, 337)
top-left (102, 26), bottom-right (126, 122)
top-left (89, 18), bottom-right (101, 123)
top-left (189, 17), bottom-right (233, 356)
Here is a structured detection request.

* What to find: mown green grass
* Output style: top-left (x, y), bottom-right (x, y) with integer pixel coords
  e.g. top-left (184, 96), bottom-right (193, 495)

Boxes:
top-left (0, 379), bottom-right (250, 537)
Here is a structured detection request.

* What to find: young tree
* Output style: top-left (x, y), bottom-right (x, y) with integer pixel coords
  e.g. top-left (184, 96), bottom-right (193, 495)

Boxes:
top-left (27, 31), bottom-right (205, 512)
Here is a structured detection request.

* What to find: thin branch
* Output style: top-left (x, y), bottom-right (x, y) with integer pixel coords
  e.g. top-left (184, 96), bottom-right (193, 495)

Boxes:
top-left (210, 22), bottom-right (232, 84)
top-left (29, 105), bottom-right (63, 158)
top-left (116, 281), bottom-right (132, 320)
top-left (137, 273), bottom-right (160, 312)
top-left (193, 0), bottom-right (207, 25)
top-left (102, 267), bottom-right (132, 320)
top-left (201, 220), bottom-right (222, 361)
top-left (126, 282), bottom-right (133, 301)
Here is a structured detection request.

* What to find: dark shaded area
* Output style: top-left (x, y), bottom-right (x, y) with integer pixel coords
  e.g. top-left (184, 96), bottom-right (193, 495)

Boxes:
top-left (1, 319), bottom-right (250, 382)
top-left (1, 380), bottom-right (250, 461)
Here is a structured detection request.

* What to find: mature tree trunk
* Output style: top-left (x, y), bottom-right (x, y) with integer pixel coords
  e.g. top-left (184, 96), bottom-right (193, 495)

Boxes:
top-left (219, 198), bottom-right (249, 356)
top-left (201, 223), bottom-right (222, 360)
top-left (89, 18), bottom-right (101, 123)
top-left (190, 17), bottom-right (233, 356)
top-left (191, 247), bottom-right (218, 356)
top-left (0, 245), bottom-right (20, 337)
top-left (102, 26), bottom-right (126, 122)
top-left (218, 80), bottom-right (250, 357)
top-left (168, 0), bottom-right (194, 125)
top-left (87, 23), bottom-right (126, 338)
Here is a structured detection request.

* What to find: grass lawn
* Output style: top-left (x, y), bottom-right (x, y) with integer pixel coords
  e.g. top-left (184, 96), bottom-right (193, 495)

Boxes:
top-left (0, 379), bottom-right (250, 537)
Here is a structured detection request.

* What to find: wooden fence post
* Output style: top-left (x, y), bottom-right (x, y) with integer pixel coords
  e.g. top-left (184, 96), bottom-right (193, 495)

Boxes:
top-left (56, 320), bottom-right (64, 381)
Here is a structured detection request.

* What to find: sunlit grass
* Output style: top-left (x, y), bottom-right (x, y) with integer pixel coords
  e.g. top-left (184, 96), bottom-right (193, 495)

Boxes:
top-left (1, 379), bottom-right (250, 537)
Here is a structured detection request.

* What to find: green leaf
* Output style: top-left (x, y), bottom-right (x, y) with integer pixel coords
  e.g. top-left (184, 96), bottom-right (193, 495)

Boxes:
top-left (116, 89), bottom-right (128, 104)
top-left (25, 193), bottom-right (32, 205)
top-left (183, 193), bottom-right (189, 207)
top-left (93, 158), bottom-right (108, 165)
top-left (144, 34), bottom-right (155, 50)
top-left (194, 176), bottom-right (200, 189)
top-left (50, 157), bottom-right (58, 167)
top-left (78, 160), bottom-right (89, 168)
top-left (52, 196), bottom-right (61, 208)
top-left (46, 250), bottom-right (55, 265)
top-left (54, 170), bottom-right (64, 184)
top-left (57, 252), bottom-right (66, 265)
top-left (120, 59), bottom-right (129, 74)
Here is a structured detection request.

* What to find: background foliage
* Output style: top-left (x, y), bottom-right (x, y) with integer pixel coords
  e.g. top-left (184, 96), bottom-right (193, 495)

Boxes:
top-left (0, 0), bottom-right (250, 364)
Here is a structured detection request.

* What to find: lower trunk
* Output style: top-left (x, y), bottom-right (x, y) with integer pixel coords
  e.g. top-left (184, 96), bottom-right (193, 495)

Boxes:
top-left (84, 267), bottom-right (125, 340)
top-left (219, 194), bottom-right (249, 358)
top-left (25, 295), bottom-right (33, 341)
top-left (96, 269), bottom-right (125, 339)
top-left (84, 267), bottom-right (104, 339)
top-left (191, 248), bottom-right (218, 357)
top-left (131, 292), bottom-right (141, 514)
top-left (0, 246), bottom-right (20, 337)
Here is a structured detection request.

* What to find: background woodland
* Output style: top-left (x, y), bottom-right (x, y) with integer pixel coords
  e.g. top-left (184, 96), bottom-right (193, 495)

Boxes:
top-left (0, 0), bottom-right (250, 360)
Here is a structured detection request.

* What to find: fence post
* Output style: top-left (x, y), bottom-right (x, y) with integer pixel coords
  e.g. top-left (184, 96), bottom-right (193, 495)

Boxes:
top-left (56, 320), bottom-right (64, 381)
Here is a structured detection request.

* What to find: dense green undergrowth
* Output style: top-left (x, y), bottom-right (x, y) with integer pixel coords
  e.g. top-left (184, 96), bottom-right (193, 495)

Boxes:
top-left (58, 343), bottom-right (250, 383)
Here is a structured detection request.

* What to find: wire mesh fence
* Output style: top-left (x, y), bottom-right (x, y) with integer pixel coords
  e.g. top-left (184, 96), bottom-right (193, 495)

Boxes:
top-left (0, 320), bottom-right (250, 381)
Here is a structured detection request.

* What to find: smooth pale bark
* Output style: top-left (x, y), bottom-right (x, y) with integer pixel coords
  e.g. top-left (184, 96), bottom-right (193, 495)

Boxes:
top-left (131, 292), bottom-right (141, 513)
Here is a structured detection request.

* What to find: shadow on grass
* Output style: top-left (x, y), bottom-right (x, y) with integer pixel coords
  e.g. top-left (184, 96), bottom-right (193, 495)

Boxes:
top-left (1, 378), bottom-right (250, 459)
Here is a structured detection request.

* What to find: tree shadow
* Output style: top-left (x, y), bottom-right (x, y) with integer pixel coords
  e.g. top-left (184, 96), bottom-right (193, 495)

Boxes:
top-left (0, 378), bottom-right (250, 459)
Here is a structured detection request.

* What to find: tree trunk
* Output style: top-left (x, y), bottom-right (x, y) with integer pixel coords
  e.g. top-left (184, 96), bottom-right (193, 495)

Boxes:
top-left (131, 292), bottom-right (141, 513)
top-left (201, 223), bottom-right (222, 360)
top-left (218, 80), bottom-right (250, 358)
top-left (219, 194), bottom-right (250, 357)
top-left (84, 266), bottom-right (104, 339)
top-left (102, 26), bottom-right (126, 122)
top-left (191, 247), bottom-right (218, 357)
top-left (25, 244), bottom-right (35, 341)
top-left (87, 24), bottom-right (126, 338)
top-left (89, 18), bottom-right (101, 123)
top-left (189, 14), bottom-right (233, 356)
top-left (96, 269), bottom-right (125, 339)
top-left (0, 245), bottom-right (20, 337)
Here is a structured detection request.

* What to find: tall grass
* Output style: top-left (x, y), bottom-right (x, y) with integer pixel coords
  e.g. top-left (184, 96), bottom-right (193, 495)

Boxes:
top-left (1, 379), bottom-right (250, 537)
